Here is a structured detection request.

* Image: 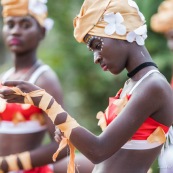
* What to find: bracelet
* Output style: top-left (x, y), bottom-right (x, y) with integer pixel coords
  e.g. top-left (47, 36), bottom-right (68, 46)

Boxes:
top-left (18, 151), bottom-right (32, 170)
top-left (5, 154), bottom-right (19, 171)
top-left (1, 151), bottom-right (32, 172)
top-left (11, 87), bottom-right (80, 173)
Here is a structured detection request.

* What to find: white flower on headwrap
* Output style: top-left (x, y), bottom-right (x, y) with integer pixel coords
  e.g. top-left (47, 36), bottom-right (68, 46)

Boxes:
top-left (44, 18), bottom-right (54, 31)
top-left (128, 0), bottom-right (145, 22)
top-left (28, 0), bottom-right (54, 31)
top-left (29, 0), bottom-right (47, 15)
top-left (104, 12), bottom-right (126, 36)
top-left (126, 24), bottom-right (147, 46)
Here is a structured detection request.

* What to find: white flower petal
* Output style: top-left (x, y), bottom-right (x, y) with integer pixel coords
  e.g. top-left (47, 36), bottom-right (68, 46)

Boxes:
top-left (134, 24), bottom-right (147, 35)
top-left (39, 0), bottom-right (47, 3)
top-left (128, 0), bottom-right (145, 22)
top-left (128, 0), bottom-right (139, 10)
top-left (29, 0), bottom-right (47, 15)
top-left (44, 18), bottom-right (54, 31)
top-left (104, 12), bottom-right (116, 24)
top-left (126, 32), bottom-right (136, 43)
top-left (115, 12), bottom-right (124, 23)
top-left (136, 35), bottom-right (145, 46)
top-left (104, 23), bottom-right (116, 35)
top-left (142, 33), bottom-right (148, 40)
top-left (115, 24), bottom-right (126, 35)
top-left (138, 11), bottom-right (145, 22)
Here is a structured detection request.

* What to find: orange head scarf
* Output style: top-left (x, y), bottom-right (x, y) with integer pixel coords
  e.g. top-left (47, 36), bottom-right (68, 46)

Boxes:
top-left (74, 0), bottom-right (147, 46)
top-left (1, 0), bottom-right (53, 30)
top-left (150, 0), bottom-right (173, 33)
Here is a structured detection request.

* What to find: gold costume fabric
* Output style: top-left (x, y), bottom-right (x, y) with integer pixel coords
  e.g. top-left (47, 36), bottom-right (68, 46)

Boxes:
top-left (74, 0), bottom-right (147, 46)
top-left (1, 0), bottom-right (53, 30)
top-left (150, 0), bottom-right (173, 33)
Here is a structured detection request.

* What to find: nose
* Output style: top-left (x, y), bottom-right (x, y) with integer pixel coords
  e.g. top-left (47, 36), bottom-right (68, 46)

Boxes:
top-left (93, 52), bottom-right (101, 64)
top-left (10, 25), bottom-right (21, 35)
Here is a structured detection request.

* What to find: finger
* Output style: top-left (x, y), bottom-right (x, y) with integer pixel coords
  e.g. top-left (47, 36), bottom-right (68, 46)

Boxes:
top-left (54, 135), bottom-right (62, 143)
top-left (1, 80), bottom-right (23, 87)
top-left (6, 97), bottom-right (24, 104)
top-left (0, 88), bottom-right (15, 96)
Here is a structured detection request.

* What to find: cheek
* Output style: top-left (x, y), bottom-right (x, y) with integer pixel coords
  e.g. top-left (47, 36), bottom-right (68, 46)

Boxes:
top-left (2, 27), bottom-right (9, 43)
top-left (24, 30), bottom-right (41, 47)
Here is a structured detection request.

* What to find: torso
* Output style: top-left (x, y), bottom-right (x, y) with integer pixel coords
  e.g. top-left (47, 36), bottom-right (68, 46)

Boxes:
top-left (93, 70), bottom-right (172, 173)
top-left (0, 64), bottom-right (50, 156)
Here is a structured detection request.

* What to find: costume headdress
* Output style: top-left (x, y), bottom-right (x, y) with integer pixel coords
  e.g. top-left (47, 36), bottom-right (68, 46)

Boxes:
top-left (150, 0), bottom-right (173, 33)
top-left (74, 0), bottom-right (147, 46)
top-left (1, 0), bottom-right (53, 31)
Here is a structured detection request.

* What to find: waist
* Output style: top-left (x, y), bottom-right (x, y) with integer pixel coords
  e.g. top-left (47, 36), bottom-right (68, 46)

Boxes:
top-left (0, 121), bottom-right (47, 134)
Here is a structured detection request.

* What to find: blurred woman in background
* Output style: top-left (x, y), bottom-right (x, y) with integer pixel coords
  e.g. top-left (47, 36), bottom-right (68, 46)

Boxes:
top-left (151, 0), bottom-right (173, 172)
top-left (0, 0), bottom-right (93, 172)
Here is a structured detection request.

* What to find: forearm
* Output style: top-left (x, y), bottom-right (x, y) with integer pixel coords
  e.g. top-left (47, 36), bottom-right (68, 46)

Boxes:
top-left (10, 88), bottom-right (107, 163)
top-left (30, 141), bottom-right (68, 167)
top-left (0, 141), bottom-right (68, 172)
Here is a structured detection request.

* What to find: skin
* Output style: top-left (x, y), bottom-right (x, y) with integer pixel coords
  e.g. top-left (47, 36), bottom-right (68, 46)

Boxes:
top-left (0, 35), bottom-right (173, 173)
top-left (0, 16), bottom-right (94, 172)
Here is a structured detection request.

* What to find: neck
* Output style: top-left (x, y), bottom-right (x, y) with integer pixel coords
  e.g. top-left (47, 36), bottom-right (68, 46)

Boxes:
top-left (127, 62), bottom-right (158, 78)
top-left (14, 51), bottom-right (37, 70)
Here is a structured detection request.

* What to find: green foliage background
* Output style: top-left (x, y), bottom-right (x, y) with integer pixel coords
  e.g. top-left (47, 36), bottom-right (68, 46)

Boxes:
top-left (0, 1), bottom-right (172, 172)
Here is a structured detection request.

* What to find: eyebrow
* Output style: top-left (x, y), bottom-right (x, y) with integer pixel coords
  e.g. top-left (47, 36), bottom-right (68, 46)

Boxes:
top-left (5, 17), bottom-right (31, 23)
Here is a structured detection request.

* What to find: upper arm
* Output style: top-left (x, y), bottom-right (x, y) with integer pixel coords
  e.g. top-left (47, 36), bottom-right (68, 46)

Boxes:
top-left (97, 75), bottom-right (171, 157)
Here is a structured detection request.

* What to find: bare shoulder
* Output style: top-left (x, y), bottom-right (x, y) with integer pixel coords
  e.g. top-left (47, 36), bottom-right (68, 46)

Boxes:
top-left (131, 72), bottom-right (173, 126)
top-left (138, 72), bottom-right (172, 98)
top-left (35, 65), bottom-right (63, 104)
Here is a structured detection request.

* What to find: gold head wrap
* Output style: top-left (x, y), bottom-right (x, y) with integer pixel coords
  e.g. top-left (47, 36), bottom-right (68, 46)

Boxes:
top-left (150, 0), bottom-right (173, 33)
top-left (74, 0), bottom-right (147, 46)
top-left (1, 0), bottom-right (53, 30)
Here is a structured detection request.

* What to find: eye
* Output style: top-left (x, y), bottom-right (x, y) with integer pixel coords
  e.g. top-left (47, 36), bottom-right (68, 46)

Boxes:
top-left (21, 21), bottom-right (32, 29)
top-left (5, 21), bottom-right (15, 29)
top-left (89, 39), bottom-right (103, 51)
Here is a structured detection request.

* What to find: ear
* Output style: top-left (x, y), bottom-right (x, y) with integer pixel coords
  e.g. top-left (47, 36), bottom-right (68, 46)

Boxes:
top-left (39, 26), bottom-right (46, 40)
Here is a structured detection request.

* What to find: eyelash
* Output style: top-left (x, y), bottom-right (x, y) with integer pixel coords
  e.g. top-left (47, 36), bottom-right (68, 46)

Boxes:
top-left (87, 37), bottom-right (104, 52)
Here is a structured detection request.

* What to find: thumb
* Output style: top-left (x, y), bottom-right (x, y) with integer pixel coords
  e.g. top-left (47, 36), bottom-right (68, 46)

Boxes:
top-left (1, 80), bottom-right (22, 87)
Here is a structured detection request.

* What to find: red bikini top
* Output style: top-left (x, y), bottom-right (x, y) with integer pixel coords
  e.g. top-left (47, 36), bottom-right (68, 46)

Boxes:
top-left (0, 65), bottom-right (50, 124)
top-left (102, 88), bottom-right (169, 140)
top-left (0, 103), bottom-right (43, 122)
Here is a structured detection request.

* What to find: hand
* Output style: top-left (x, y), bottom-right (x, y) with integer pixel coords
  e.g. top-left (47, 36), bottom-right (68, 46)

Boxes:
top-left (0, 80), bottom-right (42, 105)
top-left (54, 127), bottom-right (63, 143)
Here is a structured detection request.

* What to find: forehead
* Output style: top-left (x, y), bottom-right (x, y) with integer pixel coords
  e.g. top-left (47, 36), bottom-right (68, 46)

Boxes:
top-left (3, 15), bottom-right (36, 24)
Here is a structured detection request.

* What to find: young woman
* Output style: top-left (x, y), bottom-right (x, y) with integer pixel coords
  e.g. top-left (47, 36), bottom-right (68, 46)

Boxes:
top-left (0, 0), bottom-right (173, 173)
top-left (151, 1), bottom-right (173, 172)
top-left (0, 0), bottom-right (93, 172)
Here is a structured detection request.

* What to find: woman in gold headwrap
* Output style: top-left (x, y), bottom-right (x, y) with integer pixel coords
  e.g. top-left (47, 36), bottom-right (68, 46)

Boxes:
top-left (0, 0), bottom-right (94, 173)
top-left (151, 1), bottom-right (173, 173)
top-left (0, 0), bottom-right (173, 173)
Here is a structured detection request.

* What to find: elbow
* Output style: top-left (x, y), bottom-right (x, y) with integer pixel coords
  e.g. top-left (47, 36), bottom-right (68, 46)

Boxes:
top-left (86, 148), bottom-right (109, 164)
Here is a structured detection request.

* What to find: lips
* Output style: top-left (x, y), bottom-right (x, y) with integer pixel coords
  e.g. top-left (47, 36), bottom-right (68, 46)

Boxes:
top-left (101, 63), bottom-right (108, 71)
top-left (8, 38), bottom-right (21, 46)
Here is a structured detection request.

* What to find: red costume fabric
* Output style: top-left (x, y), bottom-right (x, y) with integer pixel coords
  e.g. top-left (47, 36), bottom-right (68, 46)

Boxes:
top-left (0, 103), bottom-right (43, 122)
top-left (24, 165), bottom-right (53, 173)
top-left (104, 89), bottom-right (169, 140)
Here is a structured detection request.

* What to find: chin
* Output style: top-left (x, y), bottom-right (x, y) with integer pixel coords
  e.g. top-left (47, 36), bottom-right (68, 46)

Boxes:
top-left (9, 47), bottom-right (26, 54)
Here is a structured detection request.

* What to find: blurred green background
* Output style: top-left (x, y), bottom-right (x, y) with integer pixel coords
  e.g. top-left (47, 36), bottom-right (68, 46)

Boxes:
top-left (0, 1), bottom-right (172, 172)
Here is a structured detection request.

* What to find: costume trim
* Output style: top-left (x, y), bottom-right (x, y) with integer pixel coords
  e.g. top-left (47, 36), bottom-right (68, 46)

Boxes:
top-left (0, 121), bottom-right (47, 134)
